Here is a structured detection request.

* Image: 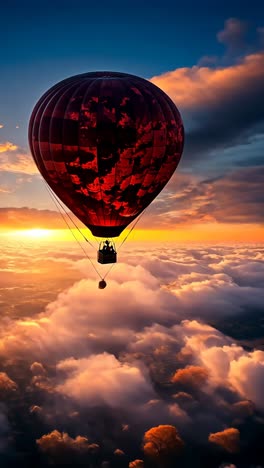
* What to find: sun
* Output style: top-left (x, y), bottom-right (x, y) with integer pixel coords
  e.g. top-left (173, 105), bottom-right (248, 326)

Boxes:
top-left (19, 228), bottom-right (52, 239)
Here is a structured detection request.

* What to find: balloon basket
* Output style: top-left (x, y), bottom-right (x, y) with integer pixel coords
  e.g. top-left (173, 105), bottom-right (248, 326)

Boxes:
top-left (97, 240), bottom-right (117, 264)
top-left (97, 251), bottom-right (117, 264)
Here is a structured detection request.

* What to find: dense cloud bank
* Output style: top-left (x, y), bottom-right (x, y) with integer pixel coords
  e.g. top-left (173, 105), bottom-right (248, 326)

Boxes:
top-left (0, 240), bottom-right (263, 466)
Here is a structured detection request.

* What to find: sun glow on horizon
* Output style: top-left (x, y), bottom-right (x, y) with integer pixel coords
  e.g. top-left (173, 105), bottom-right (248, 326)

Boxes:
top-left (12, 228), bottom-right (53, 239)
top-left (0, 223), bottom-right (263, 243)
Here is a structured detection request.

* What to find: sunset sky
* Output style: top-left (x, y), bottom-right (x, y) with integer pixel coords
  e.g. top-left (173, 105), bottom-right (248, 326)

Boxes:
top-left (1, 2), bottom-right (264, 468)
top-left (1, 0), bottom-right (263, 242)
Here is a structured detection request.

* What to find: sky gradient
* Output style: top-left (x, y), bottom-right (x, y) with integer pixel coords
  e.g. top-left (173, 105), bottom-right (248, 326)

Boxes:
top-left (0, 1), bottom-right (264, 242)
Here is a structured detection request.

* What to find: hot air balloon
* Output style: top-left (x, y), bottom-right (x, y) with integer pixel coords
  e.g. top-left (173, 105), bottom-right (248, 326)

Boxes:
top-left (28, 71), bottom-right (184, 283)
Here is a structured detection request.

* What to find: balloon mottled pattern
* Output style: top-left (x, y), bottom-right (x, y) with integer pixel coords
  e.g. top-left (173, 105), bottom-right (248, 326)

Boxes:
top-left (29, 72), bottom-right (184, 237)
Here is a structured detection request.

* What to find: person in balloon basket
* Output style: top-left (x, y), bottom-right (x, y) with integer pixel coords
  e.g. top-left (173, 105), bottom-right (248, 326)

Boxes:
top-left (102, 240), bottom-right (113, 252)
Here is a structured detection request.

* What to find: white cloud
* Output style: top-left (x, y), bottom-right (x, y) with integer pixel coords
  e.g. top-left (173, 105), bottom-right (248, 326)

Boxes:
top-left (56, 353), bottom-right (154, 408)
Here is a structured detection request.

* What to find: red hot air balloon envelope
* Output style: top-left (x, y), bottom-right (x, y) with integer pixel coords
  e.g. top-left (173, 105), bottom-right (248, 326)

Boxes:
top-left (28, 71), bottom-right (184, 266)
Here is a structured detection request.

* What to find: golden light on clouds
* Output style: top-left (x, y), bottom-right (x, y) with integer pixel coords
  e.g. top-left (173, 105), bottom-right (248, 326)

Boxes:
top-left (0, 223), bottom-right (263, 243)
top-left (0, 152), bottom-right (39, 174)
top-left (134, 223), bottom-right (264, 243)
top-left (10, 228), bottom-right (53, 240)
top-left (150, 52), bottom-right (264, 110)
top-left (0, 141), bottom-right (18, 152)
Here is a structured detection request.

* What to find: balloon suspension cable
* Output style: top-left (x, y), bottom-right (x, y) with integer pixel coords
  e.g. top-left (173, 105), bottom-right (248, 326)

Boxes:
top-left (44, 182), bottom-right (104, 280)
top-left (43, 181), bottom-right (97, 250)
top-left (103, 210), bottom-right (146, 280)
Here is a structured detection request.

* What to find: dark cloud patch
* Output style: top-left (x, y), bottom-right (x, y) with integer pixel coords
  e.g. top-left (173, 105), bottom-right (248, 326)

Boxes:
top-left (181, 57), bottom-right (264, 168)
top-left (217, 18), bottom-right (249, 56)
top-left (37, 430), bottom-right (100, 466)
top-left (258, 27), bottom-right (264, 46)
top-left (197, 167), bottom-right (264, 224)
top-left (0, 405), bottom-right (10, 453)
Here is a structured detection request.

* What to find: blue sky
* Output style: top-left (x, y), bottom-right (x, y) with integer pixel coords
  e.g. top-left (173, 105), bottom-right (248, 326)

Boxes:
top-left (1, 0), bottom-right (263, 146)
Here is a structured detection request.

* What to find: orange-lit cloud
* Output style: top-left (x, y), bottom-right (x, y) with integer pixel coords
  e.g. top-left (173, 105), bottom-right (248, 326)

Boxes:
top-left (232, 400), bottom-right (255, 418)
top-left (208, 427), bottom-right (240, 453)
top-left (114, 448), bottom-right (125, 456)
top-left (0, 141), bottom-right (18, 153)
top-left (0, 149), bottom-right (38, 174)
top-left (0, 187), bottom-right (12, 194)
top-left (36, 429), bottom-right (100, 466)
top-left (37, 430), bottom-right (98, 458)
top-left (171, 365), bottom-right (209, 388)
top-left (30, 361), bottom-right (46, 376)
top-left (129, 460), bottom-right (144, 468)
top-left (143, 425), bottom-right (184, 461)
top-left (0, 372), bottom-right (17, 395)
top-left (151, 48), bottom-right (264, 170)
top-left (0, 207), bottom-right (63, 230)
top-left (151, 52), bottom-right (264, 111)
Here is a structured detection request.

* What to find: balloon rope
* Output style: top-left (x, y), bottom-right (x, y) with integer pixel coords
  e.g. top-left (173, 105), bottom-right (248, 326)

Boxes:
top-left (103, 210), bottom-right (145, 280)
top-left (44, 182), bottom-right (104, 280)
top-left (43, 182), bottom-right (97, 249)
top-left (117, 210), bottom-right (146, 251)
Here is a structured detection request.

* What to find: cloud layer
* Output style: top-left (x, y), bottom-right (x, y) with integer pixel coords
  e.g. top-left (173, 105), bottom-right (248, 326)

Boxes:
top-left (0, 240), bottom-right (263, 466)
